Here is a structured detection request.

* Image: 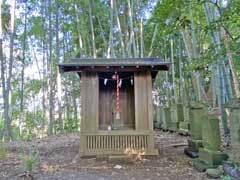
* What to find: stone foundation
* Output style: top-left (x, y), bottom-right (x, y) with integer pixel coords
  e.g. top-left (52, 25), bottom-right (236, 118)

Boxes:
top-left (178, 121), bottom-right (189, 135)
top-left (225, 98), bottom-right (240, 165)
top-left (188, 139), bottom-right (203, 151)
top-left (185, 102), bottom-right (207, 157)
top-left (198, 148), bottom-right (228, 166)
top-left (169, 103), bottom-right (184, 132)
top-left (193, 115), bottom-right (228, 171)
top-left (162, 107), bottom-right (171, 130)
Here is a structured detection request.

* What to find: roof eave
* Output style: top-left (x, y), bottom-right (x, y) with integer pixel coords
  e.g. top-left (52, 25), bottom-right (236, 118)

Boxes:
top-left (58, 64), bottom-right (170, 73)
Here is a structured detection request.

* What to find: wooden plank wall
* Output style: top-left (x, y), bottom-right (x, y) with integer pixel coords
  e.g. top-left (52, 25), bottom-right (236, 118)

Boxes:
top-left (99, 78), bottom-right (135, 129)
top-left (134, 71), bottom-right (153, 130)
top-left (81, 72), bottom-right (99, 132)
top-left (80, 71), bottom-right (153, 132)
top-left (98, 82), bottom-right (114, 129)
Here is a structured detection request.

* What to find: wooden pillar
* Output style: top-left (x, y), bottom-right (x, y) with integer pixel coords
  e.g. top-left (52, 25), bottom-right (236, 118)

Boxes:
top-left (134, 70), bottom-right (157, 154)
top-left (80, 71), bottom-right (99, 132)
top-left (134, 70), bottom-right (153, 131)
top-left (134, 71), bottom-right (151, 130)
top-left (147, 71), bottom-right (153, 131)
top-left (80, 71), bottom-right (99, 156)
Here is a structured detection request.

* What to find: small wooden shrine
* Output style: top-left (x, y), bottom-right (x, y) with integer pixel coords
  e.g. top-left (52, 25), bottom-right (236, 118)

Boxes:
top-left (58, 58), bottom-right (170, 157)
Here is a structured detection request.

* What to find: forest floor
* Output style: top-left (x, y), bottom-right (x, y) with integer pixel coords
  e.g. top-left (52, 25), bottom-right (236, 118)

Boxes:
top-left (0, 130), bottom-right (208, 180)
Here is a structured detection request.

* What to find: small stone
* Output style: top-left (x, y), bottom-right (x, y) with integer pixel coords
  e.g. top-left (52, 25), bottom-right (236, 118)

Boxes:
top-left (206, 168), bottom-right (223, 178)
top-left (71, 154), bottom-right (80, 163)
top-left (113, 165), bottom-right (123, 169)
top-left (146, 168), bottom-right (150, 171)
top-left (192, 159), bottom-right (211, 172)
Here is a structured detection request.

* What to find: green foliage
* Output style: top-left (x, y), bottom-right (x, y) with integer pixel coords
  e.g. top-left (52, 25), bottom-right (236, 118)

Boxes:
top-left (63, 118), bottom-right (77, 133)
top-left (220, 175), bottom-right (232, 180)
top-left (1, 2), bottom-right (11, 32)
top-left (28, 17), bottom-right (45, 38)
top-left (0, 146), bottom-right (7, 160)
top-left (25, 79), bottom-right (42, 95)
top-left (21, 111), bottom-right (43, 140)
top-left (21, 152), bottom-right (39, 173)
top-left (0, 119), bottom-right (4, 140)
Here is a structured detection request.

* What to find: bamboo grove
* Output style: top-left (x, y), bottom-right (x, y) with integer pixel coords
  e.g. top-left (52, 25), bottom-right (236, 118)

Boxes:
top-left (0, 0), bottom-right (239, 141)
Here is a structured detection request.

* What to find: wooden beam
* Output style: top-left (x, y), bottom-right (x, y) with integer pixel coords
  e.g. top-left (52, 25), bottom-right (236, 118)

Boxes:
top-left (60, 65), bottom-right (169, 73)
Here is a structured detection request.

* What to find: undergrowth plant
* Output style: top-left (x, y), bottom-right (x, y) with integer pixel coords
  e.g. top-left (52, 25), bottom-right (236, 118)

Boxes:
top-left (21, 152), bottom-right (39, 174)
top-left (220, 175), bottom-right (232, 180)
top-left (0, 146), bottom-right (7, 159)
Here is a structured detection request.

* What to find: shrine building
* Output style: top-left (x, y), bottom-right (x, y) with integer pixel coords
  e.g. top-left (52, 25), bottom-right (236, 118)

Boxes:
top-left (58, 58), bottom-right (170, 157)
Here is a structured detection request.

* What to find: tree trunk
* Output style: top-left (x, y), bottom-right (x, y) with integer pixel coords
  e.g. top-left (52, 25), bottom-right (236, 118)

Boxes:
top-left (0, 0), bottom-right (6, 139)
top-left (65, 90), bottom-right (71, 133)
top-left (0, 0), bottom-right (7, 140)
top-left (88, 0), bottom-right (96, 58)
top-left (181, 28), bottom-right (208, 103)
top-left (178, 36), bottom-right (182, 102)
top-left (137, 0), bottom-right (144, 58)
top-left (203, 2), bottom-right (230, 134)
top-left (113, 0), bottom-right (126, 57)
top-left (222, 30), bottom-right (240, 97)
top-left (40, 0), bottom-right (47, 137)
top-left (56, 0), bottom-right (63, 133)
top-left (107, 0), bottom-right (115, 58)
top-left (96, 16), bottom-right (108, 56)
top-left (2, 0), bottom-right (16, 141)
top-left (127, 0), bottom-right (137, 57)
top-left (139, 17), bottom-right (144, 57)
top-left (48, 0), bottom-right (54, 135)
top-left (19, 2), bottom-right (28, 138)
top-left (170, 39), bottom-right (177, 103)
top-left (74, 4), bottom-right (84, 56)
top-left (72, 80), bottom-right (78, 132)
top-left (148, 24), bottom-right (159, 57)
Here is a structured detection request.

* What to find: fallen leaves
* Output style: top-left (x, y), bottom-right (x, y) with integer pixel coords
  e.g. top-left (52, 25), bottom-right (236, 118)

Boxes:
top-left (41, 163), bottom-right (59, 173)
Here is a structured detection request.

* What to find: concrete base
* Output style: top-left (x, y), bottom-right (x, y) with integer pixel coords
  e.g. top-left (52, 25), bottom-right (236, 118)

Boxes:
top-left (79, 131), bottom-right (159, 157)
top-left (178, 122), bottom-right (189, 135)
top-left (178, 129), bottom-right (188, 135)
top-left (184, 139), bottom-right (202, 158)
top-left (168, 122), bottom-right (179, 132)
top-left (188, 139), bottom-right (202, 152)
top-left (162, 123), bottom-right (171, 131)
top-left (80, 148), bottom-right (159, 157)
top-left (198, 148), bottom-right (228, 166)
top-left (206, 168), bottom-right (224, 179)
top-left (192, 158), bottom-right (214, 172)
top-left (154, 121), bottom-right (161, 129)
top-left (179, 121), bottom-right (189, 129)
top-left (108, 155), bottom-right (133, 164)
top-left (96, 155), bottom-right (109, 161)
top-left (162, 107), bottom-right (171, 131)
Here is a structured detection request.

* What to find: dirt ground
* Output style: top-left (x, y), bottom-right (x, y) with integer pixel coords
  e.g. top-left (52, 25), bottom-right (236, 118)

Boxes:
top-left (0, 130), bottom-right (207, 180)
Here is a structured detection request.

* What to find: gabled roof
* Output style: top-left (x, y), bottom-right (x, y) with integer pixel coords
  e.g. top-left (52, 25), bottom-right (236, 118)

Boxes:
top-left (58, 57), bottom-right (171, 73)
